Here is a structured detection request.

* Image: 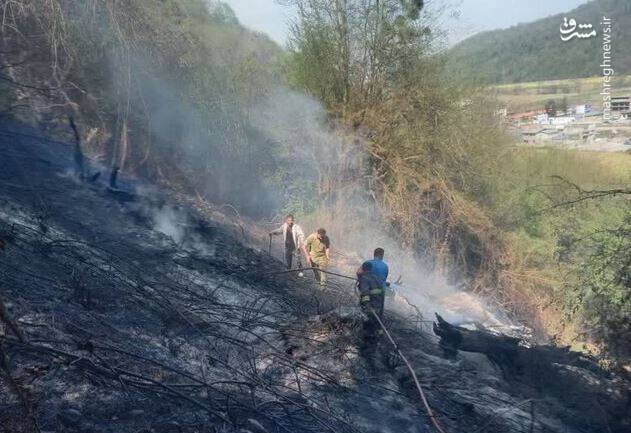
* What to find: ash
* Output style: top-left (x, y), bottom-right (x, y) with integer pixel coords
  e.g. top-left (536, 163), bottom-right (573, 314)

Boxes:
top-left (0, 120), bottom-right (629, 433)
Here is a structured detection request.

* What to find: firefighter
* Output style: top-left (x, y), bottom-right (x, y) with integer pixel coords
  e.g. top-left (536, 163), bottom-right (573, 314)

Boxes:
top-left (362, 247), bottom-right (389, 291)
top-left (269, 214), bottom-right (308, 270)
top-left (357, 261), bottom-right (385, 347)
top-left (304, 228), bottom-right (331, 287)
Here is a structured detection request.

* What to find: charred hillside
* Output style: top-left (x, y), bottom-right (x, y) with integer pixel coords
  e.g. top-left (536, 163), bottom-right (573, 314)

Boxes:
top-left (4, 0), bottom-right (629, 368)
top-left (1, 1), bottom-right (630, 431)
top-left (1, 120), bottom-right (630, 433)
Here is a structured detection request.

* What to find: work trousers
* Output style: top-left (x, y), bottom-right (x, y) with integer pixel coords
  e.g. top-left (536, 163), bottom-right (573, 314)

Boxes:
top-left (284, 248), bottom-right (302, 270)
top-left (285, 247), bottom-right (293, 269)
top-left (311, 258), bottom-right (327, 286)
top-left (361, 294), bottom-right (385, 343)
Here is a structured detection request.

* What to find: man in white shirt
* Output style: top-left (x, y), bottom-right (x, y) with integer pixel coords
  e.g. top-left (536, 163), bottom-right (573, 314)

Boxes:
top-left (269, 214), bottom-right (309, 270)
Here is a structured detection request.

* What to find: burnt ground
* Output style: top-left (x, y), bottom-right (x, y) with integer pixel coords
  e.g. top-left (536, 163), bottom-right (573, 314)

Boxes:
top-left (0, 119), bottom-right (629, 433)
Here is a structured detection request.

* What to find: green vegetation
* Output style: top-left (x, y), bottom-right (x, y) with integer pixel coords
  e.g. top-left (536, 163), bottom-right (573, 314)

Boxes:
top-left (573, 213), bottom-right (630, 357)
top-left (449, 0), bottom-right (631, 84)
top-left (489, 149), bottom-right (631, 354)
top-left (283, 0), bottom-right (631, 357)
top-left (284, 0), bottom-right (428, 113)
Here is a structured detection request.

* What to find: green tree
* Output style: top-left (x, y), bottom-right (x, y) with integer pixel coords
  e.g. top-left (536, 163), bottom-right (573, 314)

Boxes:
top-left (283, 0), bottom-right (427, 112)
top-left (574, 214), bottom-right (631, 358)
top-left (545, 99), bottom-right (557, 116)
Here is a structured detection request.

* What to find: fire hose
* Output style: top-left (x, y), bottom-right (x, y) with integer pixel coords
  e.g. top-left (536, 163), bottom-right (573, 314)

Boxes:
top-left (266, 266), bottom-right (449, 433)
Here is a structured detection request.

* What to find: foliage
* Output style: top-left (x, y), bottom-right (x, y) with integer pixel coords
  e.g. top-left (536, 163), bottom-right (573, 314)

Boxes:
top-left (565, 211), bottom-right (631, 357)
top-left (284, 0), bottom-right (512, 291)
top-left (284, 0), bottom-right (430, 112)
top-left (448, 0), bottom-right (631, 84)
top-left (489, 147), bottom-right (631, 354)
top-left (285, 0), bottom-right (631, 358)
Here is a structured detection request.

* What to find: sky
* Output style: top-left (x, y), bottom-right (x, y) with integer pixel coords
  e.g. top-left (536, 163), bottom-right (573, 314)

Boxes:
top-left (221, 0), bottom-right (591, 46)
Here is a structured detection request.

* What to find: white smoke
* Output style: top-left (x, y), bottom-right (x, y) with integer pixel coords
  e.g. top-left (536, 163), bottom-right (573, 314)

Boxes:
top-left (152, 206), bottom-right (186, 245)
top-left (248, 87), bottom-right (522, 333)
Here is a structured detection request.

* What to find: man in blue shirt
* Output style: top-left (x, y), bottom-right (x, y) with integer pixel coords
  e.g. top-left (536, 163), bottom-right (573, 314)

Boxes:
top-left (363, 248), bottom-right (389, 289)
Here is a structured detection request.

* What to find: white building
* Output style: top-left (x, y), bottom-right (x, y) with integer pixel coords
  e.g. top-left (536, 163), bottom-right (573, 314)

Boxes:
top-left (551, 116), bottom-right (576, 126)
top-left (535, 113), bottom-right (550, 124)
top-left (575, 104), bottom-right (592, 118)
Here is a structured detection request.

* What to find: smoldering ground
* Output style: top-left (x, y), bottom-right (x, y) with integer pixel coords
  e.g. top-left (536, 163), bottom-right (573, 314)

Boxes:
top-left (1, 113), bottom-right (628, 433)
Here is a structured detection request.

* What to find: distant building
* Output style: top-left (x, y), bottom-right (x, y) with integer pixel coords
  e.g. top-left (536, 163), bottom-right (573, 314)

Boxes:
top-left (520, 127), bottom-right (564, 143)
top-left (551, 116), bottom-right (576, 126)
top-left (585, 110), bottom-right (602, 118)
top-left (508, 109), bottom-right (546, 124)
top-left (535, 113), bottom-right (550, 124)
top-left (574, 104), bottom-right (592, 118)
top-left (611, 96), bottom-right (630, 113)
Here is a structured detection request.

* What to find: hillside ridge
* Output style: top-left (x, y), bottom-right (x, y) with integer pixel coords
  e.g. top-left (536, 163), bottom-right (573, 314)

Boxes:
top-left (448, 0), bottom-right (631, 84)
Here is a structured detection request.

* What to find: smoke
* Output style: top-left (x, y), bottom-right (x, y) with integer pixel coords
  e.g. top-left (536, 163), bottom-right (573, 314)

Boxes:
top-left (247, 87), bottom-right (524, 332)
top-left (112, 56), bottom-right (512, 332)
top-left (152, 206), bottom-right (186, 245)
top-left (120, 69), bottom-right (283, 219)
top-left (96, 1), bottom-right (515, 332)
top-left (248, 88), bottom-right (458, 311)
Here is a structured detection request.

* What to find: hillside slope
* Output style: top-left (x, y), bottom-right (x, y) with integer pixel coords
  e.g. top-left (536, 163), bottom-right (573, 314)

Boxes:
top-left (0, 0), bottom-right (286, 218)
top-left (448, 0), bottom-right (631, 84)
top-left (1, 120), bottom-right (630, 432)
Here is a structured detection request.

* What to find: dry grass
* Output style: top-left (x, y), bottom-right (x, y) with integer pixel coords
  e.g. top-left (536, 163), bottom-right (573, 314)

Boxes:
top-left (493, 75), bottom-right (631, 112)
top-left (506, 147), bottom-right (631, 187)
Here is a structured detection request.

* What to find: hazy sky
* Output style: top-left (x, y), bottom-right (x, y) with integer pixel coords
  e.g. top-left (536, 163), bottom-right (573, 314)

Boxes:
top-left (222, 0), bottom-right (591, 46)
